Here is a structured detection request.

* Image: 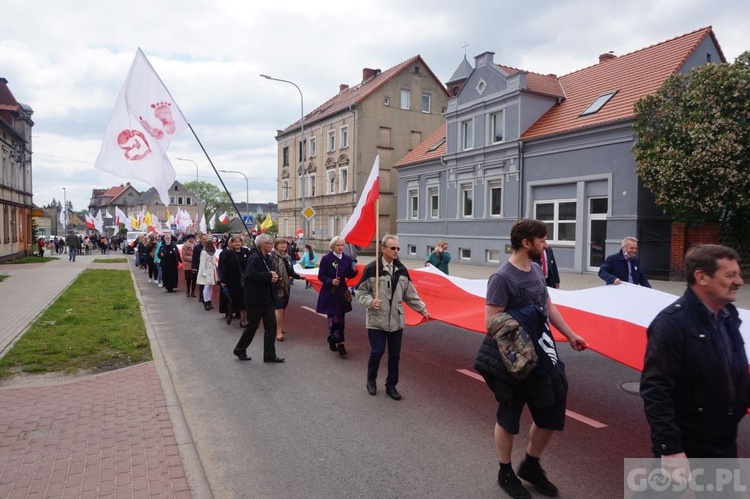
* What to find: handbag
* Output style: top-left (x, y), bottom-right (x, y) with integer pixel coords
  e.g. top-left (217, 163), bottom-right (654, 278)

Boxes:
top-left (343, 289), bottom-right (352, 303)
top-left (487, 312), bottom-right (537, 379)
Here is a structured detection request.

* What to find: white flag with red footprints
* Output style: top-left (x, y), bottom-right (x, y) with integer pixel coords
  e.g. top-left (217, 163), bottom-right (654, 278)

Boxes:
top-left (94, 48), bottom-right (188, 206)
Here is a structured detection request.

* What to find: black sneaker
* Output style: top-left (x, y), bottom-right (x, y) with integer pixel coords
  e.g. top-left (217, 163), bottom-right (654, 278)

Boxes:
top-left (517, 459), bottom-right (558, 497)
top-left (498, 469), bottom-right (530, 499)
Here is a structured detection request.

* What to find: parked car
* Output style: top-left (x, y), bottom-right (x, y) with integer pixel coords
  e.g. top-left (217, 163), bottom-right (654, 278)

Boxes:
top-left (123, 231), bottom-right (146, 254)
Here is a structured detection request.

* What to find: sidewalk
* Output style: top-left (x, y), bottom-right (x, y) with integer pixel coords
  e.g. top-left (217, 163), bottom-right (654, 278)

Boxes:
top-left (0, 254), bottom-right (204, 498)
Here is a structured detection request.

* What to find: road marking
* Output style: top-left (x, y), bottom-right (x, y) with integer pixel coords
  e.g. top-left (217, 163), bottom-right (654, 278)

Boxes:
top-left (456, 369), bottom-right (608, 429)
top-left (302, 306), bottom-right (326, 317)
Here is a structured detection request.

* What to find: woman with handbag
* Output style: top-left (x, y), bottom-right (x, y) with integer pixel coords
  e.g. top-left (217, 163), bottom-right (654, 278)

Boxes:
top-left (316, 236), bottom-right (357, 356)
top-left (218, 235), bottom-right (251, 327)
top-left (196, 239), bottom-right (218, 310)
top-left (270, 238), bottom-right (301, 341)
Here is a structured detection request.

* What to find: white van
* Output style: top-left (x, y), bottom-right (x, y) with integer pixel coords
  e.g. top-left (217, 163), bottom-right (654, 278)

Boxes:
top-left (123, 231), bottom-right (146, 254)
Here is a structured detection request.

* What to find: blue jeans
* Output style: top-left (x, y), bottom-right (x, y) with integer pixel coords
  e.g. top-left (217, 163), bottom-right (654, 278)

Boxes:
top-left (69, 246), bottom-right (78, 261)
top-left (157, 263), bottom-right (163, 283)
top-left (367, 328), bottom-right (403, 390)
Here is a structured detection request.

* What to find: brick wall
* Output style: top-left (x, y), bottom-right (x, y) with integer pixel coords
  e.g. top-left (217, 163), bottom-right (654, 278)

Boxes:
top-left (669, 222), bottom-right (720, 280)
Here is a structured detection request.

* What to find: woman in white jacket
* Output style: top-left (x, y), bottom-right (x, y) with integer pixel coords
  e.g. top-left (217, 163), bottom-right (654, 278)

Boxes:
top-left (196, 239), bottom-right (218, 310)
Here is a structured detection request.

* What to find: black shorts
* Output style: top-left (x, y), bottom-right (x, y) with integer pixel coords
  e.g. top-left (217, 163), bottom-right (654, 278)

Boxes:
top-left (495, 361), bottom-right (568, 434)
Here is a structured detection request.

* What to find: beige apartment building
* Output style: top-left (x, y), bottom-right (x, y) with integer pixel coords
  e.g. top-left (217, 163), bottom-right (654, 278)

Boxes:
top-left (273, 55), bottom-right (448, 251)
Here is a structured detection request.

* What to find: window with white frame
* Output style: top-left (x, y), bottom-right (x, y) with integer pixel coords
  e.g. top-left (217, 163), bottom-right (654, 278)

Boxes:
top-left (461, 119), bottom-right (474, 149)
top-left (283, 146), bottom-right (289, 166)
top-left (407, 244), bottom-right (416, 255)
top-left (186, 197), bottom-right (192, 205)
top-left (400, 89), bottom-right (410, 109)
top-left (491, 110), bottom-right (504, 143)
top-left (460, 248), bottom-right (471, 260)
top-left (421, 93), bottom-right (431, 113)
top-left (328, 216), bottom-right (336, 237)
top-left (309, 137), bottom-right (316, 157)
top-left (340, 126), bottom-right (349, 149)
top-left (282, 179), bottom-right (289, 200)
top-left (339, 167), bottom-right (348, 193)
top-left (326, 170), bottom-right (336, 195)
top-left (461, 183), bottom-right (473, 217)
top-left (488, 180), bottom-right (502, 216)
top-left (327, 130), bottom-right (335, 152)
top-left (177, 196), bottom-right (183, 205)
top-left (428, 186), bottom-right (439, 218)
top-left (408, 189), bottom-right (418, 219)
top-left (535, 199), bottom-right (577, 243)
top-left (486, 249), bottom-right (501, 263)
top-left (170, 197), bottom-right (174, 204)
top-left (308, 173), bottom-right (316, 197)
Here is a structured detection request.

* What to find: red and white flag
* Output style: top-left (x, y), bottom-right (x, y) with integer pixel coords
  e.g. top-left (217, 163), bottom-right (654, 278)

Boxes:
top-left (85, 213), bottom-right (96, 230)
top-left (341, 155), bottom-right (379, 246)
top-left (94, 48), bottom-right (188, 206)
top-left (219, 211), bottom-right (229, 224)
top-left (115, 207), bottom-right (132, 230)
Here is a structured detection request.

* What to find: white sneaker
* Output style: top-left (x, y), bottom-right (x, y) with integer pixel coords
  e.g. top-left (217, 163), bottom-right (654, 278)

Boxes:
top-left (158, 283), bottom-right (163, 288)
top-left (148, 278), bottom-right (152, 283)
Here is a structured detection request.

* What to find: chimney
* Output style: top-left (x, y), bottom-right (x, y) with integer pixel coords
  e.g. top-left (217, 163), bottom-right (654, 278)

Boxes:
top-left (599, 52), bottom-right (616, 63)
top-left (362, 68), bottom-right (380, 82)
top-left (339, 84), bottom-right (349, 93)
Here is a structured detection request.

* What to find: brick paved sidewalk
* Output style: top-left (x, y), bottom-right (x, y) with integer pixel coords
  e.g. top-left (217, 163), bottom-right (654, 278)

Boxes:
top-left (0, 364), bottom-right (189, 498)
top-left (0, 255), bottom-right (198, 498)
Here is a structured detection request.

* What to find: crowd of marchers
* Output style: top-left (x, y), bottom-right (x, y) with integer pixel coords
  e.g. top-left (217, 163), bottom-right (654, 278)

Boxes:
top-left (126, 223), bottom-right (747, 499)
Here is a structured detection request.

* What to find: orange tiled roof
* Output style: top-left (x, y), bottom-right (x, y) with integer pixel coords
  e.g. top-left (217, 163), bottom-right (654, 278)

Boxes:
top-left (523, 26), bottom-right (721, 139)
top-left (497, 65), bottom-right (565, 99)
top-left (102, 184), bottom-right (129, 200)
top-left (279, 55), bottom-right (448, 136)
top-left (394, 124), bottom-right (447, 168)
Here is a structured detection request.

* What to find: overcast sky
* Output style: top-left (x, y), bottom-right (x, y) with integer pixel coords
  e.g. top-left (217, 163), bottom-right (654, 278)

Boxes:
top-left (2, 0), bottom-right (748, 212)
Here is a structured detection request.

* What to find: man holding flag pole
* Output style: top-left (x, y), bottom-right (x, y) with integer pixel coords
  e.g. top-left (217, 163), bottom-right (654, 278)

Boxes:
top-left (352, 156), bottom-right (430, 400)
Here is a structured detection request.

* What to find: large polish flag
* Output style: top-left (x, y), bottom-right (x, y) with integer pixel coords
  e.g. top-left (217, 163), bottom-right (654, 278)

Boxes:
top-left (341, 155), bottom-right (379, 247)
top-left (94, 210), bottom-right (104, 234)
top-left (94, 48), bottom-right (188, 206)
top-left (294, 264), bottom-right (750, 372)
top-left (85, 213), bottom-right (96, 230)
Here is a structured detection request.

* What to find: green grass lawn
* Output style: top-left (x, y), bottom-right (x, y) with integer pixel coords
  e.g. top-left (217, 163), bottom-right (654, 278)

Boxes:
top-left (93, 257), bottom-right (128, 263)
top-left (0, 269), bottom-right (152, 378)
top-left (6, 255), bottom-right (59, 264)
top-left (0, 275), bottom-right (8, 282)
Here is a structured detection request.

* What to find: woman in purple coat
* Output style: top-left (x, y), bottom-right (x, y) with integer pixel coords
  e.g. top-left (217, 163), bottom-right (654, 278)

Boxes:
top-left (316, 236), bottom-right (358, 356)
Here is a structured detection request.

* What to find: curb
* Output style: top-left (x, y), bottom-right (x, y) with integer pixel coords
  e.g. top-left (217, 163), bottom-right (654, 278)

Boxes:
top-left (127, 260), bottom-right (214, 498)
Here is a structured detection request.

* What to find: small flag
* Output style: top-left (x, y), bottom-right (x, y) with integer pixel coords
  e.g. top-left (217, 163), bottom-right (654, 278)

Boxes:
top-left (260, 214), bottom-right (273, 230)
top-left (219, 211), bottom-right (229, 224)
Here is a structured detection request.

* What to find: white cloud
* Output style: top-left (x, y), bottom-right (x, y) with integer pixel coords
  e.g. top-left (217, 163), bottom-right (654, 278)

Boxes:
top-left (1, 0), bottom-right (747, 211)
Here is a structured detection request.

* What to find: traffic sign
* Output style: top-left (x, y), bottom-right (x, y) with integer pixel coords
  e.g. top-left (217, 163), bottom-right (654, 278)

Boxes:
top-left (242, 215), bottom-right (254, 225)
top-left (302, 205), bottom-right (316, 221)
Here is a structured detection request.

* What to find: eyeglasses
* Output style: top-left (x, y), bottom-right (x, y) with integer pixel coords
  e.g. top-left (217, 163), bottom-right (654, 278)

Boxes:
top-left (387, 246), bottom-right (401, 251)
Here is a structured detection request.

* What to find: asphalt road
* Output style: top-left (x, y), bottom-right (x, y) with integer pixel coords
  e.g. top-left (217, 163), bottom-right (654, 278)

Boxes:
top-left (136, 269), bottom-right (750, 499)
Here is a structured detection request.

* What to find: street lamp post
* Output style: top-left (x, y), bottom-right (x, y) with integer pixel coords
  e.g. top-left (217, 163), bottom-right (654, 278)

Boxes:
top-left (175, 157), bottom-right (199, 182)
top-left (62, 187), bottom-right (67, 233)
top-left (260, 74), bottom-right (305, 244)
top-left (218, 170), bottom-right (249, 222)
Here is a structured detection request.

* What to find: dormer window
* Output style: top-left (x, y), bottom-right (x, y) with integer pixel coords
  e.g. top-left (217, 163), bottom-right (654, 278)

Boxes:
top-left (580, 90), bottom-right (617, 116)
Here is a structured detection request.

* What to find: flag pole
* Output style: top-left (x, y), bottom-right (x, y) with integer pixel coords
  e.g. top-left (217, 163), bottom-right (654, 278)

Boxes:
top-left (375, 198), bottom-right (380, 298)
top-left (187, 124), bottom-right (254, 248)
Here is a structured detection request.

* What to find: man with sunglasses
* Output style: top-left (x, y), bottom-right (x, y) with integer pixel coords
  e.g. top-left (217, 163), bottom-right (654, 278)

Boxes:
top-left (356, 234), bottom-right (430, 400)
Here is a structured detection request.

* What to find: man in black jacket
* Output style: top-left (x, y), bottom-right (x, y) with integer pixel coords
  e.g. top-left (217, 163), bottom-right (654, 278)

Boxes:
top-left (233, 233), bottom-right (285, 363)
top-left (641, 244), bottom-right (748, 462)
top-left (598, 236), bottom-right (651, 287)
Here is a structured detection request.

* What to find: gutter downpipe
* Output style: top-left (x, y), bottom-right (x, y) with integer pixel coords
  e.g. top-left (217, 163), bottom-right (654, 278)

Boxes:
top-left (518, 140), bottom-right (525, 218)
